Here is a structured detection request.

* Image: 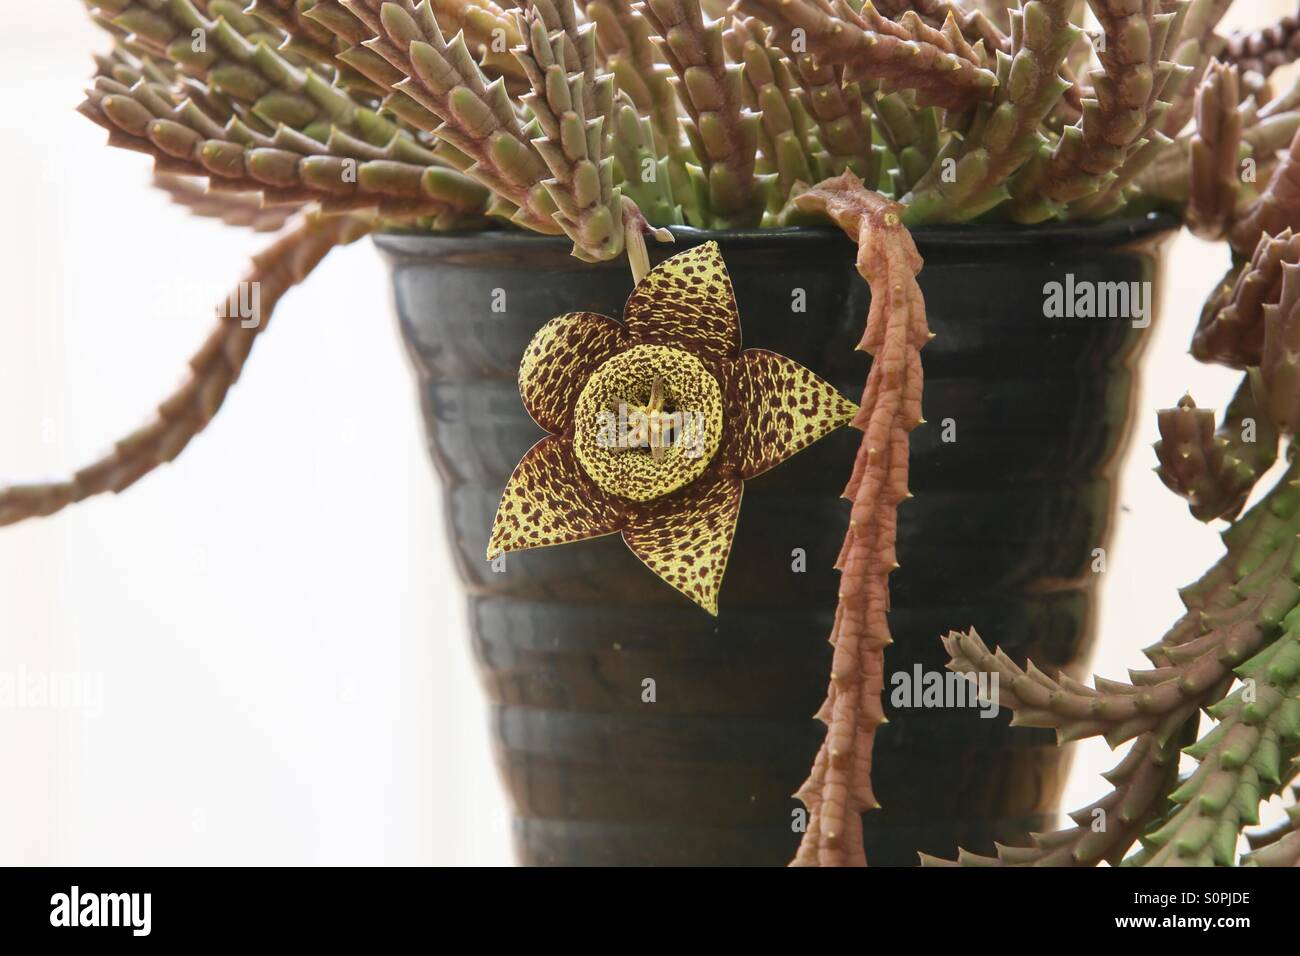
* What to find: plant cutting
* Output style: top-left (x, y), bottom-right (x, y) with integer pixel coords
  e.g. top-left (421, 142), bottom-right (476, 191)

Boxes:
top-left (9, 0), bottom-right (1300, 866)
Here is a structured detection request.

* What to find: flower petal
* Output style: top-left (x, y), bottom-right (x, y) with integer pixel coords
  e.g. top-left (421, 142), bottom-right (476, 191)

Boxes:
top-left (488, 437), bottom-right (626, 557)
top-left (728, 349), bottom-right (858, 479)
top-left (624, 241), bottom-right (741, 364)
top-left (622, 476), bottom-right (742, 616)
top-left (519, 312), bottom-right (629, 434)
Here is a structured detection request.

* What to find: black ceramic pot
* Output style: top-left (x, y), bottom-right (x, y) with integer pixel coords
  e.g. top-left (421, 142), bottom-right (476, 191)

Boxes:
top-left (376, 217), bottom-right (1175, 866)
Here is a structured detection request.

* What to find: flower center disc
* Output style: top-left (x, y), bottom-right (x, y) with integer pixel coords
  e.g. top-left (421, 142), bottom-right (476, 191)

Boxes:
top-left (573, 344), bottom-right (723, 501)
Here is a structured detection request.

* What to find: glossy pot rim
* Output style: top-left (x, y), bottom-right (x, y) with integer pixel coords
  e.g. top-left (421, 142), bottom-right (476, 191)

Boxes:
top-left (375, 212), bottom-right (1181, 258)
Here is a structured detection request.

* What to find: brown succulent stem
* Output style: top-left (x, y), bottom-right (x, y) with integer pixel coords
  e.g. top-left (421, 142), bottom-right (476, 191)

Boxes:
top-left (89, 0), bottom-right (380, 137)
top-left (1231, 123), bottom-right (1300, 254)
top-left (587, 0), bottom-right (687, 155)
top-left (903, 0), bottom-right (1078, 224)
top-left (723, 14), bottom-right (818, 195)
top-left (873, 0), bottom-right (1010, 52)
top-left (1187, 61), bottom-right (1243, 240)
top-left (757, 17), bottom-right (876, 187)
top-left (80, 73), bottom-right (490, 226)
top-left (738, 0), bottom-right (997, 111)
top-left (1193, 230), bottom-right (1299, 369)
top-left (1244, 784), bottom-right (1300, 865)
top-left (0, 213), bottom-right (373, 527)
top-left (788, 172), bottom-right (929, 867)
top-left (1224, 10), bottom-right (1300, 81)
top-left (1136, 107), bottom-right (1300, 204)
top-left (428, 0), bottom-right (529, 91)
top-left (921, 722), bottom-right (1196, 866)
top-left (1154, 380), bottom-right (1278, 522)
top-left (247, 0), bottom-right (386, 97)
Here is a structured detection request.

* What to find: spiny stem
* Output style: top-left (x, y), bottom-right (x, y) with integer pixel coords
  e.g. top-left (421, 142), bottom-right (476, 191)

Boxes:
top-left (0, 212), bottom-right (374, 527)
top-left (789, 172), bottom-right (930, 866)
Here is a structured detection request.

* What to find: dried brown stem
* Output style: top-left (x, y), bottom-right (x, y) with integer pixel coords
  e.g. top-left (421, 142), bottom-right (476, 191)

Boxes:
top-left (788, 172), bottom-right (929, 867)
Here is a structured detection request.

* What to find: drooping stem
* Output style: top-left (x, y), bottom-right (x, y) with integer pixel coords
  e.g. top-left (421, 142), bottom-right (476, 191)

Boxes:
top-left (788, 172), bottom-right (930, 866)
top-left (0, 212), bottom-right (373, 527)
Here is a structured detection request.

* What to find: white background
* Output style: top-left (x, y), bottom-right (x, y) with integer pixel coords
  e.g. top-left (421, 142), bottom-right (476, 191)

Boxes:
top-left (0, 3), bottom-right (1289, 865)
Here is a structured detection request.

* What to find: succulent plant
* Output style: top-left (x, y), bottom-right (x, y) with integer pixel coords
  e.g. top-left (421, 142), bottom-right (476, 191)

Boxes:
top-left (1153, 375), bottom-right (1278, 523)
top-left (7, 0), bottom-right (1300, 865)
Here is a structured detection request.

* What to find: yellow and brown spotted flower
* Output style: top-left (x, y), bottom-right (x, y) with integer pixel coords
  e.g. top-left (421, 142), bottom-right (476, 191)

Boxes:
top-left (488, 241), bottom-right (857, 614)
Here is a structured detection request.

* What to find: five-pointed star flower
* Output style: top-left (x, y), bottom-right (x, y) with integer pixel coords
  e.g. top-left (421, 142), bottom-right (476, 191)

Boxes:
top-left (487, 241), bottom-right (858, 614)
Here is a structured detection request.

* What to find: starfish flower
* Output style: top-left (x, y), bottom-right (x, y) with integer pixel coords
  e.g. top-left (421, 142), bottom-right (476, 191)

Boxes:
top-left (487, 241), bottom-right (858, 614)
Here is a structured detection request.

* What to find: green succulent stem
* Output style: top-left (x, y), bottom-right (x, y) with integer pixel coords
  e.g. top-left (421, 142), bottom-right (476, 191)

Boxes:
top-left (587, 0), bottom-right (698, 221)
top-left (514, 0), bottom-right (627, 260)
top-left (640, 0), bottom-right (767, 227)
top-left (1136, 622), bottom-right (1300, 865)
top-left (903, 0), bottom-right (1078, 224)
top-left (933, 457), bottom-right (1300, 865)
top-left (611, 93), bottom-right (683, 225)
